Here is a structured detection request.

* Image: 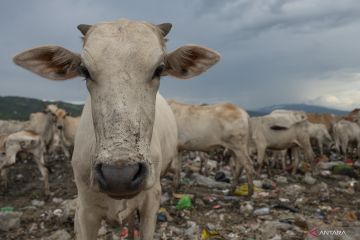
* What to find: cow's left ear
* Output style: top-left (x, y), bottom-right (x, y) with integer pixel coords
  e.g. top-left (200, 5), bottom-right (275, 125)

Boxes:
top-left (13, 45), bottom-right (81, 80)
top-left (163, 44), bottom-right (220, 79)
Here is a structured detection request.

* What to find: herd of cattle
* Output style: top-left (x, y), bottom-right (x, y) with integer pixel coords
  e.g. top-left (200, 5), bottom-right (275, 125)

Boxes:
top-left (2, 19), bottom-right (359, 239)
top-left (1, 103), bottom-right (359, 197)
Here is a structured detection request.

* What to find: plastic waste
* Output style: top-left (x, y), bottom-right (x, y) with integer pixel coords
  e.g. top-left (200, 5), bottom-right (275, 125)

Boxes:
top-left (253, 207), bottom-right (270, 216)
top-left (176, 196), bottom-right (192, 210)
top-left (234, 183), bottom-right (260, 196)
top-left (0, 206), bottom-right (14, 212)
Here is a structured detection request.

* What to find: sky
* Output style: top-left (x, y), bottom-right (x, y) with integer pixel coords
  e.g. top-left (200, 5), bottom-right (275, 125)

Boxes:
top-left (1, 0), bottom-right (360, 110)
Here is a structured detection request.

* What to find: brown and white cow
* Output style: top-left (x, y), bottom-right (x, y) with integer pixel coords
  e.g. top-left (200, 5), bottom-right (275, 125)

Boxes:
top-left (168, 100), bottom-right (254, 195)
top-left (13, 19), bottom-right (220, 240)
top-left (0, 131), bottom-right (48, 194)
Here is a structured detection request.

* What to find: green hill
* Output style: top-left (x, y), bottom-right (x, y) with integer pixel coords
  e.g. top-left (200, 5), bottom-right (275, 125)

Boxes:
top-left (0, 96), bottom-right (83, 120)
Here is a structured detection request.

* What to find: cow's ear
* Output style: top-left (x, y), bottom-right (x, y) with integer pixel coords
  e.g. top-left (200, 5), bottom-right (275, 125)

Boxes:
top-left (13, 45), bottom-right (81, 80)
top-left (163, 44), bottom-right (220, 79)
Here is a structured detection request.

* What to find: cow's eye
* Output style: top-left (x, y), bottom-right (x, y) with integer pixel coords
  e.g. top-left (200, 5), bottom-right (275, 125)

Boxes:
top-left (79, 65), bottom-right (91, 79)
top-left (152, 64), bottom-right (165, 79)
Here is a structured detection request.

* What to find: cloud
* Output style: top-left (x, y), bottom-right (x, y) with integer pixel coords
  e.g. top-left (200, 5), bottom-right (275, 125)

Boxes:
top-left (196, 0), bottom-right (360, 37)
top-left (306, 70), bottom-right (360, 110)
top-left (1, 0), bottom-right (360, 111)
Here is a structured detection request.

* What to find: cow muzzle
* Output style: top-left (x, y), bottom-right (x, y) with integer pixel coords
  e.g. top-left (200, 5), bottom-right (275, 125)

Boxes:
top-left (95, 162), bottom-right (148, 198)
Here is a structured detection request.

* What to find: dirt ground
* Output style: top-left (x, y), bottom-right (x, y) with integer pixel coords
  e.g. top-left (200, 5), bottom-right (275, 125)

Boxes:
top-left (0, 151), bottom-right (359, 240)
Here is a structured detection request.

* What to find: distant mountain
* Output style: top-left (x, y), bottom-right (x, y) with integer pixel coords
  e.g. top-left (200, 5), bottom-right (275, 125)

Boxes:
top-left (252, 104), bottom-right (348, 116)
top-left (0, 96), bottom-right (83, 120)
top-left (0, 96), bottom-right (350, 120)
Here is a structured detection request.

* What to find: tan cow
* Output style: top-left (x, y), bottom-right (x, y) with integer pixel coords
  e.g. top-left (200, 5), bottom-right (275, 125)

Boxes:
top-left (46, 106), bottom-right (81, 158)
top-left (13, 19), bottom-right (220, 240)
top-left (250, 110), bottom-right (315, 174)
top-left (333, 119), bottom-right (360, 160)
top-left (168, 100), bottom-right (254, 195)
top-left (0, 131), bottom-right (49, 194)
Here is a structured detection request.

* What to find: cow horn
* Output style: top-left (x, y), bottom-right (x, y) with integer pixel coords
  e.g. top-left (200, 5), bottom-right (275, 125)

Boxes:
top-left (157, 23), bottom-right (172, 37)
top-left (77, 24), bottom-right (92, 36)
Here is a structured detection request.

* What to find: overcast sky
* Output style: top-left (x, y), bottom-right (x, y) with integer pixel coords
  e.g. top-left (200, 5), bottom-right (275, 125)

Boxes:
top-left (1, 0), bottom-right (360, 110)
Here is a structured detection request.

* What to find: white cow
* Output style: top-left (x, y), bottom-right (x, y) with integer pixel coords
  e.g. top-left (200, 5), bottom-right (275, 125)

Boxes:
top-left (0, 131), bottom-right (48, 194)
top-left (168, 100), bottom-right (254, 195)
top-left (13, 19), bottom-right (220, 240)
top-left (305, 122), bottom-right (333, 156)
top-left (333, 119), bottom-right (360, 160)
top-left (250, 110), bottom-right (314, 174)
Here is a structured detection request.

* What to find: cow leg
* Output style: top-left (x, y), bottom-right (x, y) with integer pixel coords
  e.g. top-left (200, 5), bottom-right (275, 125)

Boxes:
top-left (127, 212), bottom-right (136, 240)
top-left (256, 146), bottom-right (266, 175)
top-left (200, 152), bottom-right (210, 176)
top-left (139, 185), bottom-right (161, 240)
top-left (318, 140), bottom-right (324, 156)
top-left (281, 151), bottom-right (287, 172)
top-left (0, 169), bottom-right (8, 190)
top-left (62, 145), bottom-right (71, 159)
top-left (341, 140), bottom-right (348, 161)
top-left (266, 154), bottom-right (272, 176)
top-left (75, 204), bottom-right (102, 240)
top-left (34, 150), bottom-right (49, 195)
top-left (291, 148), bottom-right (300, 175)
top-left (232, 150), bottom-right (254, 197)
top-left (300, 137), bottom-right (316, 173)
top-left (172, 154), bottom-right (181, 189)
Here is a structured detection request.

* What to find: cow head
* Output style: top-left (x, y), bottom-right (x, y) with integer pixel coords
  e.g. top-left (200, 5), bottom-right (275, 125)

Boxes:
top-left (13, 19), bottom-right (220, 199)
top-left (52, 108), bottom-right (68, 131)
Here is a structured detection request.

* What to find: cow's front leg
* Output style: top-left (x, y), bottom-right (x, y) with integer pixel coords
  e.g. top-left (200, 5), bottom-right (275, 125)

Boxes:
top-left (75, 205), bottom-right (102, 240)
top-left (33, 149), bottom-right (50, 195)
top-left (0, 169), bottom-right (8, 190)
top-left (172, 154), bottom-right (181, 189)
top-left (291, 148), bottom-right (300, 175)
top-left (139, 185), bottom-right (161, 240)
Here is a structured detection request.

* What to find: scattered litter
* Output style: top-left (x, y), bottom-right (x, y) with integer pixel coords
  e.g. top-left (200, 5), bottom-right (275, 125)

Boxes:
top-left (176, 196), bottom-right (193, 210)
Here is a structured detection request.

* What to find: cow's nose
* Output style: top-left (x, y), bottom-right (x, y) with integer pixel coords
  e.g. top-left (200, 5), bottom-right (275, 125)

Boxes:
top-left (57, 125), bottom-right (63, 130)
top-left (95, 163), bottom-right (147, 197)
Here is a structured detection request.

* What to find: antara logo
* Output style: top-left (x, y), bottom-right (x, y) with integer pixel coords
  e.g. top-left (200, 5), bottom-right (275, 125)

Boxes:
top-left (308, 227), bottom-right (347, 238)
top-left (308, 228), bottom-right (319, 237)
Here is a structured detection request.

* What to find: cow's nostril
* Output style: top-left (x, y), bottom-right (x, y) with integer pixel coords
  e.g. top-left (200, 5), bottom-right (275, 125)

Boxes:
top-left (131, 163), bottom-right (147, 183)
top-left (95, 162), bottom-right (148, 197)
top-left (57, 126), bottom-right (63, 130)
top-left (95, 163), bottom-right (108, 190)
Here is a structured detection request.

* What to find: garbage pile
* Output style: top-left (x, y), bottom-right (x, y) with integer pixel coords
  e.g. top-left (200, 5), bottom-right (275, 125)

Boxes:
top-left (0, 151), bottom-right (359, 240)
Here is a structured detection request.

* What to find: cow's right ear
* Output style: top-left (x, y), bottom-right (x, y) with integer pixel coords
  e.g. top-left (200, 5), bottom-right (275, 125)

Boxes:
top-left (13, 45), bottom-right (81, 80)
